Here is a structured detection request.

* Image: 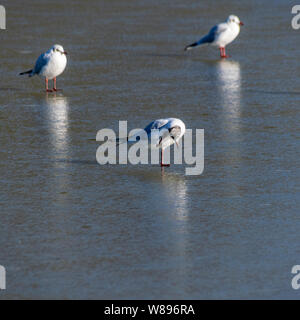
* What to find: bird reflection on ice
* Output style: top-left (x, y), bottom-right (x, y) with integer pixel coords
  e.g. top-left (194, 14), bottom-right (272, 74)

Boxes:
top-left (216, 60), bottom-right (243, 198)
top-left (161, 172), bottom-right (189, 295)
top-left (161, 172), bottom-right (188, 222)
top-left (216, 60), bottom-right (241, 125)
top-left (44, 94), bottom-right (70, 209)
top-left (45, 94), bottom-right (69, 159)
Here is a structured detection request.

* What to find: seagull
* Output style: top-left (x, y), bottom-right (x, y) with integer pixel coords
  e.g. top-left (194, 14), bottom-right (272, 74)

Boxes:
top-left (20, 44), bottom-right (68, 92)
top-left (119, 118), bottom-right (186, 167)
top-left (184, 15), bottom-right (243, 58)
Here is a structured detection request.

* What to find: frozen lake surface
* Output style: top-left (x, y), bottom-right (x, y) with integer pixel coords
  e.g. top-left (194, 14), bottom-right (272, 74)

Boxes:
top-left (0, 0), bottom-right (300, 299)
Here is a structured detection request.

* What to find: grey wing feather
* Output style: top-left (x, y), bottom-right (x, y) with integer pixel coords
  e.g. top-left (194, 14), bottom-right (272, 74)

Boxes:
top-left (118, 119), bottom-right (170, 145)
top-left (185, 23), bottom-right (227, 50)
top-left (198, 23), bottom-right (228, 44)
top-left (144, 119), bottom-right (169, 134)
top-left (33, 53), bottom-right (48, 75)
top-left (206, 23), bottom-right (228, 42)
top-left (204, 25), bottom-right (219, 43)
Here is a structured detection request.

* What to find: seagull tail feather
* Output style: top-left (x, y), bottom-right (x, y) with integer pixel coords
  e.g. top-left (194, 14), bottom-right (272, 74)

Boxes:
top-left (184, 35), bottom-right (211, 51)
top-left (116, 137), bottom-right (129, 146)
top-left (184, 42), bottom-right (200, 51)
top-left (19, 69), bottom-right (33, 76)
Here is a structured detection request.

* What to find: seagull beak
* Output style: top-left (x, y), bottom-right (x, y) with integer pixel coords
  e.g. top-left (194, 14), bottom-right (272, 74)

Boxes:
top-left (239, 21), bottom-right (244, 26)
top-left (63, 51), bottom-right (68, 55)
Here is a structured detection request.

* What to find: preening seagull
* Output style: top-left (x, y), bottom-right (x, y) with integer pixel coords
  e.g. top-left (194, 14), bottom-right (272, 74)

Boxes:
top-left (20, 44), bottom-right (68, 92)
top-left (184, 15), bottom-right (243, 58)
top-left (119, 118), bottom-right (186, 167)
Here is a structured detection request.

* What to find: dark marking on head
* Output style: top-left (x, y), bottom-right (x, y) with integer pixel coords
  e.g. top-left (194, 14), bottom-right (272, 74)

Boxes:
top-left (168, 126), bottom-right (181, 139)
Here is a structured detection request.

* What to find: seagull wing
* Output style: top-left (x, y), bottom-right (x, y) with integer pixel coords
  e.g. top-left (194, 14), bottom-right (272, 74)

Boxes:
top-left (117, 118), bottom-right (185, 148)
top-left (33, 52), bottom-right (49, 75)
top-left (116, 120), bottom-right (167, 145)
top-left (185, 22), bottom-right (228, 50)
top-left (144, 119), bottom-right (170, 134)
top-left (207, 22), bottom-right (228, 42)
top-left (142, 119), bottom-right (170, 146)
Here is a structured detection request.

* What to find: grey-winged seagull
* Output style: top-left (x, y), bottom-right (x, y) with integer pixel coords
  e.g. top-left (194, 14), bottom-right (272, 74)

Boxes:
top-left (184, 15), bottom-right (243, 58)
top-left (20, 44), bottom-right (68, 92)
top-left (119, 118), bottom-right (186, 167)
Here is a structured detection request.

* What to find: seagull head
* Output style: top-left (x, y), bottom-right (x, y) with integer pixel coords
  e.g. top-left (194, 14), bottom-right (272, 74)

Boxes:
top-left (51, 44), bottom-right (68, 55)
top-left (168, 120), bottom-right (186, 147)
top-left (227, 15), bottom-right (244, 26)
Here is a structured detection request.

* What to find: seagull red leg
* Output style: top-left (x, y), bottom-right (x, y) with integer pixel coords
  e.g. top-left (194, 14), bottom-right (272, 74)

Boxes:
top-left (220, 47), bottom-right (229, 59)
top-left (160, 148), bottom-right (170, 167)
top-left (53, 77), bottom-right (62, 91)
top-left (223, 47), bottom-right (229, 58)
top-left (45, 78), bottom-right (53, 92)
top-left (219, 47), bottom-right (223, 58)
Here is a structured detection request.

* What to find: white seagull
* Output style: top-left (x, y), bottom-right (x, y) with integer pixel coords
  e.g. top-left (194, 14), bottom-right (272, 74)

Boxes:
top-left (119, 118), bottom-right (186, 167)
top-left (20, 44), bottom-right (68, 92)
top-left (184, 15), bottom-right (243, 58)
